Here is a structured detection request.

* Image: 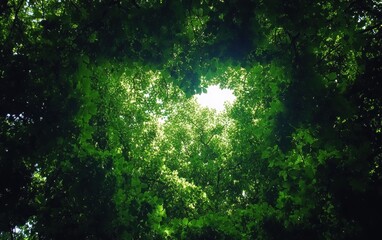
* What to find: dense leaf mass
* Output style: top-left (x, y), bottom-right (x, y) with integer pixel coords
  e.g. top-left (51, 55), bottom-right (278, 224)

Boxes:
top-left (1, 0), bottom-right (381, 239)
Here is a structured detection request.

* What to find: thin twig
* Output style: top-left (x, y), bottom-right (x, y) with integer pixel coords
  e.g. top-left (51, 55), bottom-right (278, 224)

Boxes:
top-left (361, 21), bottom-right (382, 34)
top-left (5, 0), bottom-right (25, 44)
top-left (10, 1), bottom-right (24, 29)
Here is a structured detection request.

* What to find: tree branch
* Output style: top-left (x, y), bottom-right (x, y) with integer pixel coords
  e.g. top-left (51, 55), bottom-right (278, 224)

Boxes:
top-left (361, 21), bottom-right (382, 34)
top-left (5, 0), bottom-right (25, 44)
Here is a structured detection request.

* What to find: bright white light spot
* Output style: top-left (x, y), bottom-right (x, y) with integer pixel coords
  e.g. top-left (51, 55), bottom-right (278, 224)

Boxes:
top-left (195, 85), bottom-right (236, 112)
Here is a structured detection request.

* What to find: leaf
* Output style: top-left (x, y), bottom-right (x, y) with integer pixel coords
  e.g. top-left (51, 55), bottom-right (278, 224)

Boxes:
top-left (182, 218), bottom-right (189, 226)
top-left (279, 170), bottom-right (288, 181)
top-left (328, 72), bottom-right (337, 80)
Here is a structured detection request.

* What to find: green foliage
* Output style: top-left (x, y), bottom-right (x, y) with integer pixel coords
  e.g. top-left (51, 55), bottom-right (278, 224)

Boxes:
top-left (1, 0), bottom-right (381, 239)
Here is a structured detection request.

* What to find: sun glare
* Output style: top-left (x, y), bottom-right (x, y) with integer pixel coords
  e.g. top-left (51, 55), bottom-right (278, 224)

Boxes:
top-left (195, 85), bottom-right (236, 112)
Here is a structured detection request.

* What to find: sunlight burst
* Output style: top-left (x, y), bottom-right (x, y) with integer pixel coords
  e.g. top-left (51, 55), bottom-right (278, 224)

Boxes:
top-left (195, 85), bottom-right (236, 112)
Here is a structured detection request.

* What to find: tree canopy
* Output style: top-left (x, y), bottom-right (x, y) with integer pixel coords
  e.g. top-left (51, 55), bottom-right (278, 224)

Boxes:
top-left (1, 0), bottom-right (381, 239)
